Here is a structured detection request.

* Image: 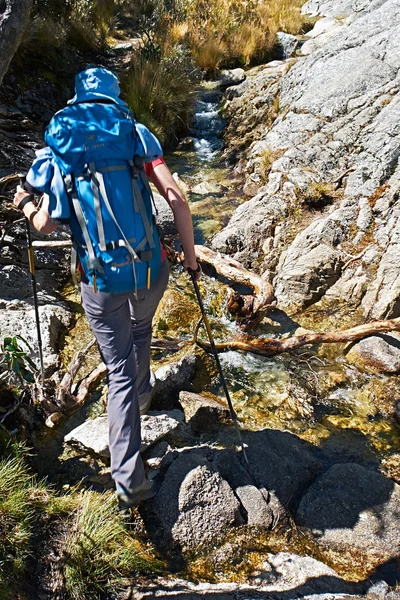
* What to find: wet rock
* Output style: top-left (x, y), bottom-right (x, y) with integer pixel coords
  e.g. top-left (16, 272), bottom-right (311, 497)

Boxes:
top-left (192, 181), bottom-right (222, 195)
top-left (179, 391), bottom-right (231, 433)
top-left (143, 451), bottom-right (244, 552)
top-left (244, 429), bottom-right (321, 509)
top-left (276, 32), bottom-right (299, 59)
top-left (296, 463), bottom-right (400, 568)
top-left (153, 289), bottom-right (199, 337)
top-left (126, 552), bottom-right (364, 597)
top-left (346, 333), bottom-right (400, 374)
top-left (218, 68), bottom-right (246, 88)
top-left (152, 345), bottom-right (215, 410)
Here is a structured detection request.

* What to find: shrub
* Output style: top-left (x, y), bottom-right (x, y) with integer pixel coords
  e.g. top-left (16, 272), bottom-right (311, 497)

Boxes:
top-left (121, 50), bottom-right (198, 147)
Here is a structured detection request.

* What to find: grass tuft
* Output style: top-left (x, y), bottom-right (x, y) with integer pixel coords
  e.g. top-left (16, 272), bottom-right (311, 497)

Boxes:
top-left (64, 491), bottom-right (159, 599)
top-left (0, 455), bottom-right (37, 593)
top-left (298, 181), bottom-right (336, 210)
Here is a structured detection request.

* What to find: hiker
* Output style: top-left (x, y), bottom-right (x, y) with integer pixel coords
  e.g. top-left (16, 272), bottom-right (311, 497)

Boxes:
top-left (13, 67), bottom-right (201, 509)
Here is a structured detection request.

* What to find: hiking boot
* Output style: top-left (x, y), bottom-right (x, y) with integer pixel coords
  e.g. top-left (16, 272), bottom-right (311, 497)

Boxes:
top-left (117, 479), bottom-right (156, 510)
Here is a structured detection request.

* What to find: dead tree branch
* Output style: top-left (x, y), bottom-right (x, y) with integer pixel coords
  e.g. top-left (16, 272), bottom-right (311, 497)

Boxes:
top-left (196, 317), bottom-right (400, 357)
top-left (195, 244), bottom-right (275, 330)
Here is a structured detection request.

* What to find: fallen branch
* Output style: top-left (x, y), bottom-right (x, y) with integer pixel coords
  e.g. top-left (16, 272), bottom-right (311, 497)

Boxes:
top-left (195, 244), bottom-right (275, 330)
top-left (55, 338), bottom-right (97, 409)
top-left (75, 362), bottom-right (106, 405)
top-left (196, 317), bottom-right (400, 357)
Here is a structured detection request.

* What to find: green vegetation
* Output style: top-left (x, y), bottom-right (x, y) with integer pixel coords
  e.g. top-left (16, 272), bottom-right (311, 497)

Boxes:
top-left (0, 444), bottom-right (41, 599)
top-left (151, 0), bottom-right (313, 73)
top-left (122, 50), bottom-right (198, 146)
top-left (6, 0), bottom-right (310, 145)
top-left (64, 491), bottom-right (159, 599)
top-left (0, 441), bottom-right (160, 599)
top-left (1, 335), bottom-right (37, 384)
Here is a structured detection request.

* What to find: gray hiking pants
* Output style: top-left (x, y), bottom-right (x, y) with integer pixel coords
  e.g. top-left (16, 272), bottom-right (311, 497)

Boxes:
top-left (81, 260), bottom-right (169, 495)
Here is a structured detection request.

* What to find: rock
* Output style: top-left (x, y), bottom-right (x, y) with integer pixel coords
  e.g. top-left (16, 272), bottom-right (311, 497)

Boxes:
top-left (143, 441), bottom-right (172, 470)
top-left (225, 79), bottom-right (249, 100)
top-left (218, 68), bottom-right (246, 88)
top-left (248, 552), bottom-right (359, 594)
top-left (64, 415), bottom-right (110, 458)
top-left (275, 32), bottom-right (299, 59)
top-left (179, 391), bottom-right (231, 433)
top-left (64, 411), bottom-right (182, 458)
top-left (217, 0), bottom-right (400, 315)
top-left (213, 449), bottom-right (276, 528)
top-left (296, 463), bottom-right (400, 568)
top-left (143, 451), bottom-right (244, 552)
top-left (153, 192), bottom-right (176, 235)
top-left (126, 552), bottom-right (364, 597)
top-left (244, 429), bottom-right (320, 509)
top-left (153, 289), bottom-right (199, 338)
top-left (0, 301), bottom-right (72, 371)
top-left (346, 333), bottom-right (400, 374)
top-left (152, 345), bottom-right (215, 410)
top-left (141, 412), bottom-right (182, 451)
top-left (191, 181), bottom-right (222, 195)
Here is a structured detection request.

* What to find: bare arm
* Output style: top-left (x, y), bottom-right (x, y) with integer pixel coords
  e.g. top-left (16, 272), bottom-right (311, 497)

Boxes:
top-left (13, 188), bottom-right (58, 234)
top-left (148, 161), bottom-right (199, 274)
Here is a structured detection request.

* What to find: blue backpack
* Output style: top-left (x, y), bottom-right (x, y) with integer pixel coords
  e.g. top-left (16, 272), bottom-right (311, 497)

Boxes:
top-left (28, 102), bottom-right (163, 295)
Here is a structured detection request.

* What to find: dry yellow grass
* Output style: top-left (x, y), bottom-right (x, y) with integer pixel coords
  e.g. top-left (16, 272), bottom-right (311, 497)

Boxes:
top-left (183, 0), bottom-right (311, 71)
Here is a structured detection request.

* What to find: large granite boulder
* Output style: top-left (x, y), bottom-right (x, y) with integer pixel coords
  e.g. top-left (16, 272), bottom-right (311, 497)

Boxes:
top-left (143, 451), bottom-right (244, 553)
top-left (296, 463), bottom-right (400, 569)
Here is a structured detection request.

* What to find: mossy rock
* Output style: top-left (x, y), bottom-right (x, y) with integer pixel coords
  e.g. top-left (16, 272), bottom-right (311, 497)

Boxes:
top-left (153, 289), bottom-right (200, 338)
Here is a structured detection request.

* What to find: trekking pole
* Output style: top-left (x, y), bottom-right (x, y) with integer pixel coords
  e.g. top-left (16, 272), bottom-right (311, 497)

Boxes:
top-left (187, 267), bottom-right (250, 467)
top-left (18, 174), bottom-right (45, 384)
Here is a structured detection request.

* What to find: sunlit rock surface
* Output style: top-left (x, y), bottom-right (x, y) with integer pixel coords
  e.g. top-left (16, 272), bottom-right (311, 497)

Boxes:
top-left (216, 0), bottom-right (400, 319)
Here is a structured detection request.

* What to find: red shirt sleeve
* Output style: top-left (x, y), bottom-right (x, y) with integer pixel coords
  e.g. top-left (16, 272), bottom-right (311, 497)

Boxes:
top-left (144, 156), bottom-right (165, 177)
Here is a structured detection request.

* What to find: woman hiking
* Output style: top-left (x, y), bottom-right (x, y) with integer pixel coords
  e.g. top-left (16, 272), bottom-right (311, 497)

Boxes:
top-left (13, 67), bottom-right (201, 510)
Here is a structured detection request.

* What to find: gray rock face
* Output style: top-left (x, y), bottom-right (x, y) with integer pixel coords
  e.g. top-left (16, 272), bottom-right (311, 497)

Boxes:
top-left (153, 192), bottom-right (176, 236)
top-left (217, 0), bottom-right (400, 315)
top-left (346, 333), bottom-right (400, 374)
top-left (276, 32), bottom-right (299, 59)
top-left (213, 449), bottom-right (276, 528)
top-left (144, 452), bottom-right (244, 552)
top-left (218, 68), bottom-right (246, 88)
top-left (64, 411), bottom-right (182, 458)
top-left (0, 301), bottom-right (72, 371)
top-left (296, 463), bottom-right (400, 564)
top-left (179, 391), bottom-right (231, 433)
top-left (153, 346), bottom-right (211, 409)
top-left (244, 429), bottom-right (320, 509)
